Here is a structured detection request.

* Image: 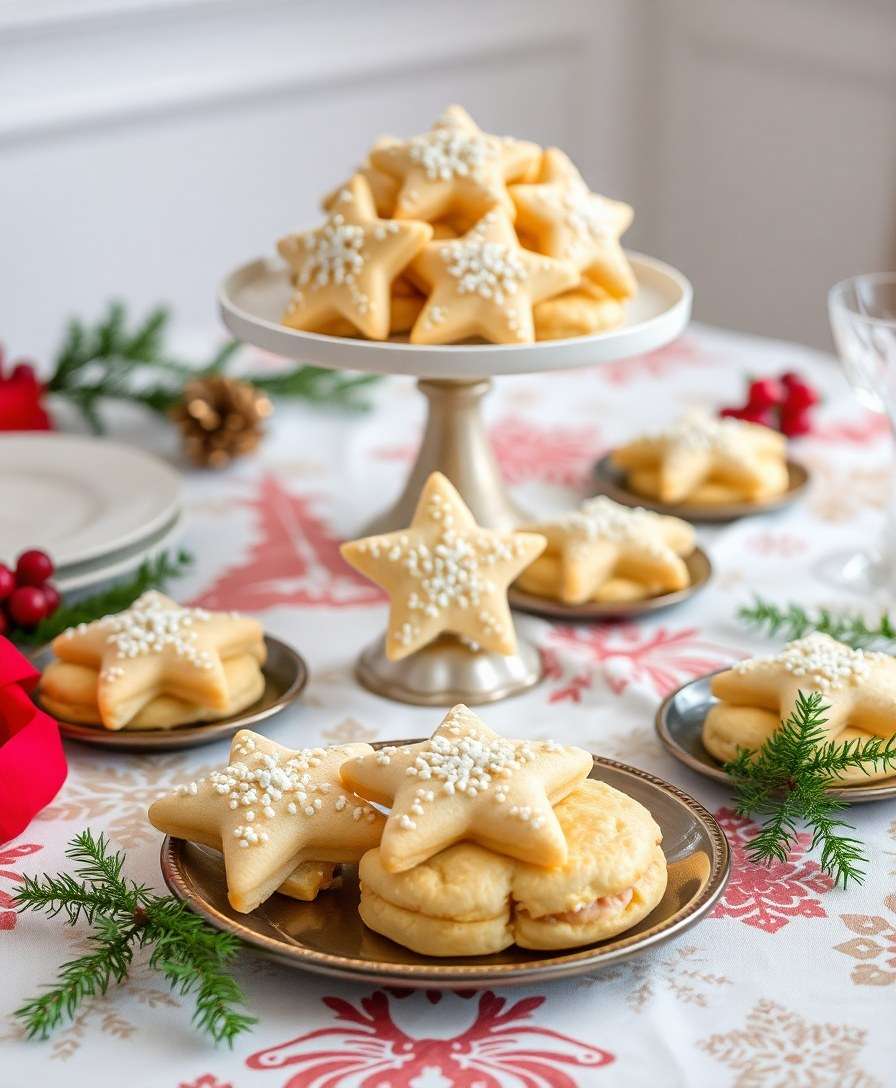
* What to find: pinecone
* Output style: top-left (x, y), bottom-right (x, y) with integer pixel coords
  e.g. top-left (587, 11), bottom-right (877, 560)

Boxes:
top-left (171, 376), bottom-right (272, 468)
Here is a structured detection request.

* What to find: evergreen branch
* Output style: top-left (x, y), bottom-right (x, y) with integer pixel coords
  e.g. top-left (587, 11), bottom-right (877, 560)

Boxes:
top-left (737, 595), bottom-right (896, 648)
top-left (44, 301), bottom-right (380, 430)
top-left (724, 690), bottom-right (892, 887)
top-left (10, 549), bottom-right (193, 647)
top-left (14, 830), bottom-right (254, 1046)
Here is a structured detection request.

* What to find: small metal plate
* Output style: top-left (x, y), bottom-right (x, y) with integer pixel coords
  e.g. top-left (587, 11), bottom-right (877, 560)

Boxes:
top-left (656, 672), bottom-right (896, 803)
top-left (160, 751), bottom-right (730, 988)
top-left (37, 636), bottom-right (308, 752)
top-left (508, 546), bottom-right (712, 622)
top-left (355, 634), bottom-right (544, 706)
top-left (592, 454), bottom-right (810, 524)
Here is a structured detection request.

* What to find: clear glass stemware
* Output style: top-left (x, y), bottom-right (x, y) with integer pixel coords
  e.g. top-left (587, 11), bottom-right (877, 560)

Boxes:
top-left (827, 273), bottom-right (896, 594)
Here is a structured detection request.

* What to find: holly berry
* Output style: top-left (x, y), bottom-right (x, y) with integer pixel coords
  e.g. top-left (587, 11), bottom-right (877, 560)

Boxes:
top-left (40, 583), bottom-right (61, 616)
top-left (721, 405), bottom-right (774, 425)
top-left (781, 375), bottom-right (819, 412)
top-left (7, 586), bottom-right (49, 628)
top-left (0, 564), bottom-right (14, 602)
top-left (779, 407), bottom-right (813, 437)
top-left (746, 378), bottom-right (784, 410)
top-left (15, 548), bottom-right (54, 587)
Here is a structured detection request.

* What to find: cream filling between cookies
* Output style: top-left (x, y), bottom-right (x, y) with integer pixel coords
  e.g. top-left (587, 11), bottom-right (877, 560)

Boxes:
top-left (519, 886), bottom-right (635, 926)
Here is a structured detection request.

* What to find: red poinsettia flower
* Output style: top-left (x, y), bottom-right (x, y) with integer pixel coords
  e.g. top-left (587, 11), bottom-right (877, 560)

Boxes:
top-left (0, 348), bottom-right (52, 431)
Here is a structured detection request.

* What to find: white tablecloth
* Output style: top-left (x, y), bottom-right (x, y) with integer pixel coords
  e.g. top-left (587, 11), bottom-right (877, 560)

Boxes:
top-left (2, 322), bottom-right (894, 1088)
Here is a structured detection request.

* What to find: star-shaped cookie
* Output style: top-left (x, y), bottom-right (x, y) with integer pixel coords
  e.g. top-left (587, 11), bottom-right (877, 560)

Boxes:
top-left (148, 732), bottom-right (385, 912)
top-left (340, 472), bottom-right (545, 660)
top-left (340, 704), bottom-right (593, 872)
top-left (408, 208), bottom-right (578, 344)
top-left (49, 591), bottom-right (265, 730)
top-left (611, 410), bottom-right (789, 505)
top-left (705, 634), bottom-right (896, 783)
top-left (510, 147), bottom-right (636, 299)
top-left (516, 496), bottom-right (695, 605)
top-left (277, 174), bottom-right (432, 340)
top-left (370, 105), bottom-right (541, 222)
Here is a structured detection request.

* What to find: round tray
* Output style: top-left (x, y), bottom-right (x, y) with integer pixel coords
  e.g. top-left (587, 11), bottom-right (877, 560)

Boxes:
top-left (509, 546), bottom-right (712, 622)
top-left (656, 671), bottom-right (896, 803)
top-left (218, 252), bottom-right (691, 379)
top-left (37, 636), bottom-right (308, 752)
top-left (160, 750), bottom-right (729, 988)
top-left (593, 455), bottom-right (810, 523)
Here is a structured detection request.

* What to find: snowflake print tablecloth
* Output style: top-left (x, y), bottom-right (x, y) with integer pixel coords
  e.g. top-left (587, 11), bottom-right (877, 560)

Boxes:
top-left (2, 322), bottom-right (894, 1088)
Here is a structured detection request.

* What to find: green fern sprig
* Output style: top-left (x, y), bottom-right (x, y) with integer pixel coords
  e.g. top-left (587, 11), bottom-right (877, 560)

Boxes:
top-left (725, 690), bottom-right (896, 887)
top-left (14, 830), bottom-right (255, 1045)
top-left (737, 595), bottom-right (896, 648)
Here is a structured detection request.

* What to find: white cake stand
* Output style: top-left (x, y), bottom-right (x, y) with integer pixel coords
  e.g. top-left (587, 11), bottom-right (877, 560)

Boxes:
top-left (218, 252), bottom-right (691, 705)
top-left (219, 252), bottom-right (691, 535)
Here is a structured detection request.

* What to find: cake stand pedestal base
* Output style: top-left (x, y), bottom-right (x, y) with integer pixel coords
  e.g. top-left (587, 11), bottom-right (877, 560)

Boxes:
top-left (355, 633), bottom-right (543, 707)
top-left (364, 378), bottom-right (526, 535)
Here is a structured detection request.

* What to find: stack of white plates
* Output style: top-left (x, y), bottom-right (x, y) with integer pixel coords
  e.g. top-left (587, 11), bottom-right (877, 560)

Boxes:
top-left (0, 434), bottom-right (183, 593)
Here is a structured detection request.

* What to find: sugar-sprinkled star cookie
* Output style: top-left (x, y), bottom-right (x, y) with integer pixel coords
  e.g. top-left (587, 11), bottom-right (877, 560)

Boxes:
top-left (611, 410), bottom-right (789, 506)
top-left (148, 731), bottom-right (385, 912)
top-left (370, 105), bottom-right (541, 223)
top-left (47, 591), bottom-right (265, 731)
top-left (510, 147), bottom-right (636, 299)
top-left (277, 174), bottom-right (432, 340)
top-left (340, 472), bottom-right (545, 660)
top-left (341, 704), bottom-right (593, 872)
top-left (409, 208), bottom-right (578, 344)
top-left (516, 496), bottom-right (695, 605)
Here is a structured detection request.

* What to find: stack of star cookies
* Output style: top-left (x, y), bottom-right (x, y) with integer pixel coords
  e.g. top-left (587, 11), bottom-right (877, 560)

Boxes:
top-left (515, 496), bottom-right (697, 605)
top-left (611, 410), bottom-right (790, 507)
top-left (276, 105), bottom-right (636, 345)
top-left (39, 592), bottom-right (267, 731)
top-left (147, 706), bottom-right (668, 955)
top-left (704, 633), bottom-right (896, 783)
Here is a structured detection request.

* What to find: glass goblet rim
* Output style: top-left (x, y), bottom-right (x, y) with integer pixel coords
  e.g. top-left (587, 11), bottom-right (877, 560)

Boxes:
top-left (829, 271), bottom-right (896, 327)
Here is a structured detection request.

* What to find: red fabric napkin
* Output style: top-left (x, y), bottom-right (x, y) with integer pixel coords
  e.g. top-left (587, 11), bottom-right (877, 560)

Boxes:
top-left (0, 638), bottom-right (66, 843)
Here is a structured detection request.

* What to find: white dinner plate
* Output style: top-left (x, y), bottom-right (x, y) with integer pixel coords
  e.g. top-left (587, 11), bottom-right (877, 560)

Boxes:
top-left (55, 507), bottom-right (184, 593)
top-left (0, 434), bottom-right (182, 568)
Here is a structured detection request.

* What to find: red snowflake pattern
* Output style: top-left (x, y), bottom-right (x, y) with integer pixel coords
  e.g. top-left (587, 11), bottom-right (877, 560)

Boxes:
top-left (246, 990), bottom-right (613, 1087)
top-left (744, 531), bottom-right (808, 558)
top-left (711, 807), bottom-right (834, 934)
top-left (374, 415), bottom-right (604, 489)
top-left (0, 841), bottom-right (43, 931)
top-left (190, 475), bottom-right (383, 612)
top-left (543, 624), bottom-right (736, 702)
top-left (810, 412), bottom-right (890, 445)
top-left (598, 337), bottom-right (705, 385)
top-left (177, 1077), bottom-right (234, 1088)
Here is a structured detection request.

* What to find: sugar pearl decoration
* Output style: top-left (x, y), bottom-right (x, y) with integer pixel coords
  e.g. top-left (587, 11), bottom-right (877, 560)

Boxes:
top-left (407, 119), bottom-right (496, 183)
top-left (557, 496), bottom-right (670, 559)
top-left (84, 591), bottom-right (216, 674)
top-left (733, 632), bottom-right (885, 693)
top-left (441, 212), bottom-right (526, 306)
top-left (659, 410), bottom-right (754, 455)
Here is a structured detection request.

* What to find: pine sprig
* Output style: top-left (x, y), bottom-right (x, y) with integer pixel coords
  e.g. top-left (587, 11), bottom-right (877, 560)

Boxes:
top-left (738, 595), bottom-right (896, 649)
top-left (14, 830), bottom-right (255, 1045)
top-left (725, 691), bottom-right (896, 886)
top-left (10, 549), bottom-right (193, 647)
top-left (45, 301), bottom-right (379, 431)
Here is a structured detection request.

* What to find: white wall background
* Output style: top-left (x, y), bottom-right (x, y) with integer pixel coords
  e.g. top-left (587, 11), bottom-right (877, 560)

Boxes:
top-left (0, 0), bottom-right (894, 364)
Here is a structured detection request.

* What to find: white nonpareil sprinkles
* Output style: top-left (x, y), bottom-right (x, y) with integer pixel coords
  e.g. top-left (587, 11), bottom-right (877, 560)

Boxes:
top-left (175, 736), bottom-right (377, 848)
top-left (407, 120), bottom-right (496, 183)
top-left (441, 213), bottom-right (527, 306)
top-left (733, 632), bottom-right (885, 693)
top-left (355, 487), bottom-right (528, 648)
top-left (557, 496), bottom-right (671, 559)
top-left (67, 590), bottom-right (217, 677)
top-left (658, 410), bottom-right (754, 456)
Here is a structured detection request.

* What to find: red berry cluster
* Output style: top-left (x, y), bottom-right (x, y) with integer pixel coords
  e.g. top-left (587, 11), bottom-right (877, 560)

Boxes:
top-left (720, 372), bottom-right (819, 437)
top-left (0, 550), bottom-right (60, 636)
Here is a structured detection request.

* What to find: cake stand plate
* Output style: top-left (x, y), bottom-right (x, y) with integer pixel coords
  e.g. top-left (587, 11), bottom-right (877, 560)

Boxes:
top-left (219, 253), bottom-right (691, 532)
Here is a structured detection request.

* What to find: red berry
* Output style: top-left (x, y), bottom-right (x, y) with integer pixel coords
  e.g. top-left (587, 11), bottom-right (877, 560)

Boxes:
top-left (784, 382), bottom-right (819, 412)
top-left (0, 565), bottom-right (14, 601)
top-left (15, 548), bottom-right (54, 586)
top-left (41, 582), bottom-right (61, 616)
top-left (7, 586), bottom-right (48, 628)
top-left (10, 362), bottom-right (37, 384)
top-left (721, 405), bottom-right (774, 426)
top-left (746, 377), bottom-right (784, 409)
top-left (779, 407), bottom-right (813, 437)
